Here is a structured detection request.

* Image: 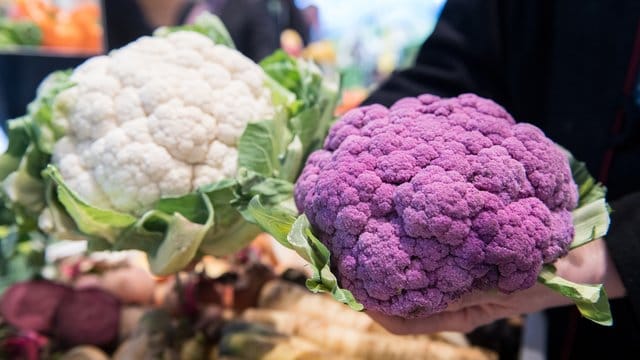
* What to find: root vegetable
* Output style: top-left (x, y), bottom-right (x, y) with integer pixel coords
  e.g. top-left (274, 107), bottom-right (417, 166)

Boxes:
top-left (258, 280), bottom-right (382, 332)
top-left (218, 332), bottom-right (342, 360)
top-left (60, 346), bottom-right (110, 360)
top-left (54, 288), bottom-right (120, 348)
top-left (0, 280), bottom-right (71, 333)
top-left (241, 309), bottom-right (494, 360)
top-left (119, 306), bottom-right (148, 340)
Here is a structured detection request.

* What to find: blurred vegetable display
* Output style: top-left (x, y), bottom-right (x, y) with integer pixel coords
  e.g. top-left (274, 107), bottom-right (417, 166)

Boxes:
top-left (0, 0), bottom-right (103, 54)
top-left (0, 242), bottom-right (498, 359)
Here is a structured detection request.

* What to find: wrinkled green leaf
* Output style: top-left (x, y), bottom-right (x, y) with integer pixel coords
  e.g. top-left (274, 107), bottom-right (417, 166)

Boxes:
top-left (564, 150), bottom-right (611, 249)
top-left (198, 217), bottom-right (262, 257)
top-left (289, 215), bottom-right (329, 269)
top-left (238, 121), bottom-right (282, 178)
top-left (538, 265), bottom-right (612, 326)
top-left (0, 117), bottom-right (31, 181)
top-left (234, 168), bottom-right (295, 210)
top-left (244, 196), bottom-right (296, 246)
top-left (39, 180), bottom-right (84, 240)
top-left (146, 193), bottom-right (214, 276)
top-left (258, 50), bottom-right (339, 181)
top-left (260, 51), bottom-right (304, 97)
top-left (280, 136), bottom-right (304, 183)
top-left (3, 166), bottom-right (45, 215)
top-left (263, 75), bottom-right (299, 113)
top-left (198, 178), bottom-right (263, 257)
top-left (113, 192), bottom-right (215, 275)
top-left (571, 198), bottom-right (610, 249)
top-left (27, 70), bottom-right (74, 154)
top-left (0, 227), bottom-right (47, 293)
top-left (244, 196), bottom-right (363, 311)
top-left (155, 12), bottom-right (235, 48)
top-left (44, 165), bottom-right (137, 243)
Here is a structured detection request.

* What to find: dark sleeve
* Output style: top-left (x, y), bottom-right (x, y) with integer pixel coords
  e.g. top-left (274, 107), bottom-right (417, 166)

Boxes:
top-left (364, 0), bottom-right (508, 107)
top-left (242, 0), bottom-right (279, 61)
top-left (605, 192), bottom-right (640, 318)
top-left (103, 0), bottom-right (153, 50)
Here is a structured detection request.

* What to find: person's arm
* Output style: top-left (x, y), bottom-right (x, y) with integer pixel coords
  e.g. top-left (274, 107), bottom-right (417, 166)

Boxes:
top-left (364, 0), bottom-right (508, 107)
top-left (604, 192), bottom-right (640, 318)
top-left (368, 237), bottom-right (627, 334)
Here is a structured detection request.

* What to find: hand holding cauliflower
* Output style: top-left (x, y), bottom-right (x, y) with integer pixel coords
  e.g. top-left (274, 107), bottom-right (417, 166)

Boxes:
top-left (248, 93), bottom-right (612, 325)
top-left (295, 94), bottom-right (577, 317)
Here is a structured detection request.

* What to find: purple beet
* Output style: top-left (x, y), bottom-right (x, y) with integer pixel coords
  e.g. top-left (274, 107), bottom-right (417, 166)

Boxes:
top-left (0, 280), bottom-right (72, 334)
top-left (54, 287), bottom-right (121, 348)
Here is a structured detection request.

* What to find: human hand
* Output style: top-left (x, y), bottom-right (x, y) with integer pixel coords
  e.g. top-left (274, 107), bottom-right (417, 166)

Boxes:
top-left (367, 238), bottom-right (626, 334)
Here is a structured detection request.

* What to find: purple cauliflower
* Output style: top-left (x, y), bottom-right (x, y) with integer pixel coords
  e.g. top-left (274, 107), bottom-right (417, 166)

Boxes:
top-left (294, 94), bottom-right (578, 318)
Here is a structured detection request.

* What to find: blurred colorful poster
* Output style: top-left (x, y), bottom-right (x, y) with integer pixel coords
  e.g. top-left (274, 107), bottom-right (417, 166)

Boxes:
top-left (0, 0), bottom-right (104, 55)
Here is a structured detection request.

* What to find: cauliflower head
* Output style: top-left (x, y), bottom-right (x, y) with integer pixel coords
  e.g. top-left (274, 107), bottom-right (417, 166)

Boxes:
top-left (294, 94), bottom-right (578, 318)
top-left (52, 31), bottom-right (274, 215)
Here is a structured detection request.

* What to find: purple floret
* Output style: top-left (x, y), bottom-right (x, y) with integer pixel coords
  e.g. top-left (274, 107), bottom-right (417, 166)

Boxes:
top-left (295, 93), bottom-right (578, 318)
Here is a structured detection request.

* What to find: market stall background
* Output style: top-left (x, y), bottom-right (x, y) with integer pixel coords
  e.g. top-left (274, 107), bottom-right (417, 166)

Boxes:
top-left (0, 0), bottom-right (445, 151)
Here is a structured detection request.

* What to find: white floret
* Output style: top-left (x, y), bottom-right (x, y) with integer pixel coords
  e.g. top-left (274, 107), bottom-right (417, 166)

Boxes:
top-left (52, 138), bottom-right (112, 209)
top-left (193, 141), bottom-right (238, 188)
top-left (52, 31), bottom-right (275, 215)
top-left (65, 92), bottom-right (117, 140)
top-left (148, 99), bottom-right (218, 164)
top-left (114, 88), bottom-right (145, 123)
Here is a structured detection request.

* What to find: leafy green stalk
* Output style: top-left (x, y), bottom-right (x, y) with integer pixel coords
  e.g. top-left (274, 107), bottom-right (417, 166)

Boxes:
top-left (244, 196), bottom-right (362, 311)
top-left (154, 12), bottom-right (235, 48)
top-left (538, 265), bottom-right (612, 326)
top-left (536, 149), bottom-right (613, 325)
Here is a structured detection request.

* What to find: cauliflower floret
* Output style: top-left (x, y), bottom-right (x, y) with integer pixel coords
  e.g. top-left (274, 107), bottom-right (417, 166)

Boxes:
top-left (52, 138), bottom-right (112, 209)
top-left (193, 141), bottom-right (238, 188)
top-left (52, 31), bottom-right (274, 215)
top-left (295, 94), bottom-right (578, 318)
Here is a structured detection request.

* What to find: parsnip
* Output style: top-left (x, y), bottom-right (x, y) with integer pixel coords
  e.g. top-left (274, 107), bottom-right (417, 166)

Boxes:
top-left (60, 346), bottom-right (110, 360)
top-left (258, 280), bottom-right (382, 332)
top-left (258, 280), bottom-right (473, 346)
top-left (241, 309), bottom-right (496, 360)
top-left (218, 332), bottom-right (342, 360)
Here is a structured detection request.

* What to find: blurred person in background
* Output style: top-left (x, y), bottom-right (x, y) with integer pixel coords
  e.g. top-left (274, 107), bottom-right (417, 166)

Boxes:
top-left (266, 0), bottom-right (310, 46)
top-left (365, 1), bottom-right (640, 359)
top-left (300, 4), bottom-right (321, 42)
top-left (178, 0), bottom-right (278, 61)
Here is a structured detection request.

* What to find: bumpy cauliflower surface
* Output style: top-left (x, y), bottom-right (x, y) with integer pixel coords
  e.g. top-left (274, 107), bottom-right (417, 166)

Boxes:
top-left (294, 94), bottom-right (578, 318)
top-left (52, 31), bottom-right (274, 215)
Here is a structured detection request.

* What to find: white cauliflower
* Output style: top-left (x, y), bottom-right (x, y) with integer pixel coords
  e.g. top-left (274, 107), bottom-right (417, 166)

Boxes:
top-left (51, 31), bottom-right (275, 215)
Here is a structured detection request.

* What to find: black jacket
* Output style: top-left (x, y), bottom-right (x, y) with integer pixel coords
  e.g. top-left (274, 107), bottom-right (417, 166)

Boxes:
top-left (179, 0), bottom-right (278, 62)
top-left (366, 1), bottom-right (640, 358)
